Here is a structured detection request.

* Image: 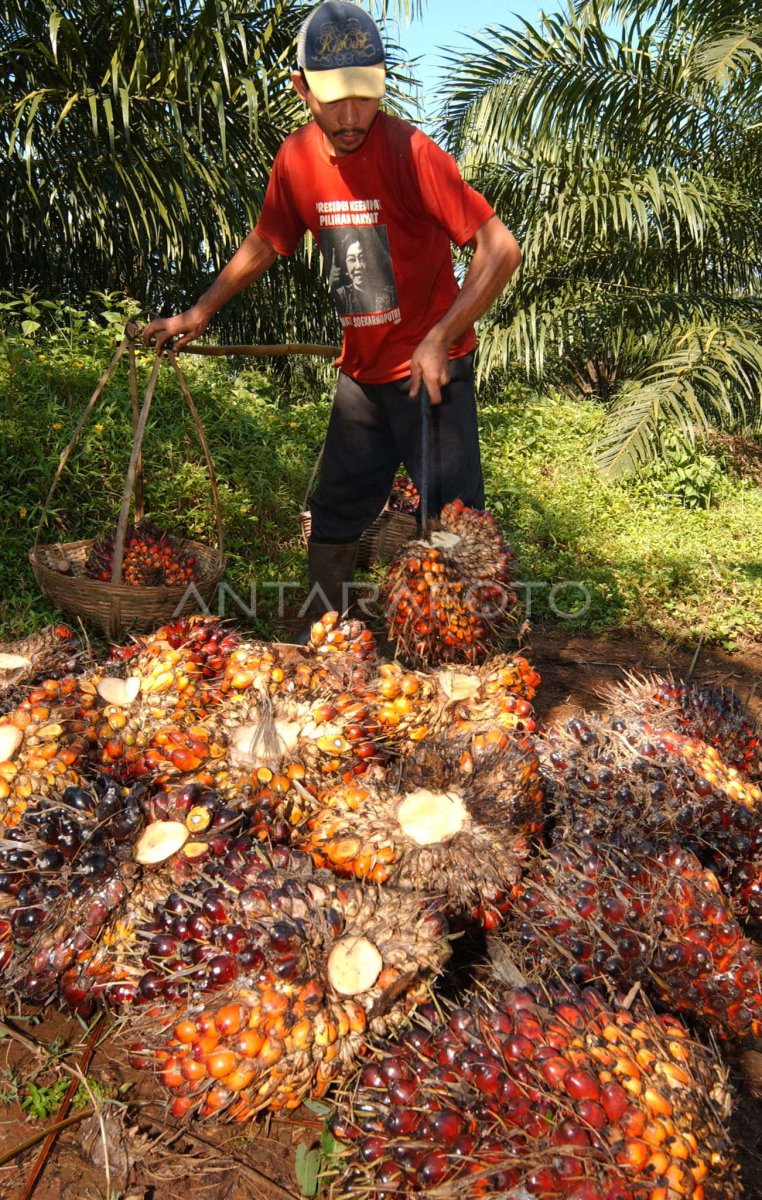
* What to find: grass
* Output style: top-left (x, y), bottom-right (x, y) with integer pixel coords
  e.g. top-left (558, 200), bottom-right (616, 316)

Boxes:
top-left (2, 307), bottom-right (762, 649)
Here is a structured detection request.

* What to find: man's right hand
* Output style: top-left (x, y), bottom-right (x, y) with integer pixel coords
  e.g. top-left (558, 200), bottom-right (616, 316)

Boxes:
top-left (142, 305), bottom-right (210, 354)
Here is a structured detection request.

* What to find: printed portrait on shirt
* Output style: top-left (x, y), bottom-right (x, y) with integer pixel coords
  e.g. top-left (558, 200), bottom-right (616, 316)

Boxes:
top-left (321, 225), bottom-right (399, 320)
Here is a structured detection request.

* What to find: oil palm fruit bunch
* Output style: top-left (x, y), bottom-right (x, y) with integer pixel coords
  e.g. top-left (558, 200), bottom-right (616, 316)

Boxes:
top-left (435, 654), bottom-right (540, 740)
top-left (540, 713), bottom-right (762, 921)
top-left (129, 850), bottom-right (451, 1120)
top-left (330, 983), bottom-right (738, 1200)
top-left (606, 675), bottom-right (762, 782)
top-left (47, 782), bottom-right (251, 1013)
top-left (214, 680), bottom-right (390, 801)
top-left (215, 618), bottom-right (377, 709)
top-left (0, 624), bottom-right (80, 711)
top-left (0, 677), bottom-right (88, 826)
top-left (357, 662), bottom-right (440, 751)
top-left (84, 519), bottom-right (199, 586)
top-left (291, 733), bottom-right (543, 914)
top-left (506, 837), bottom-right (762, 1042)
top-left (383, 500), bottom-right (517, 666)
top-left (82, 620), bottom-right (239, 784)
top-left (2, 776), bottom-right (148, 1004)
top-left (357, 655), bottom-right (540, 757)
top-left (387, 474), bottom-right (420, 514)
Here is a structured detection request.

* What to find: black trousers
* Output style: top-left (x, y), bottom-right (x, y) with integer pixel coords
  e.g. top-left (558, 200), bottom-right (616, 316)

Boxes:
top-left (310, 352), bottom-right (485, 544)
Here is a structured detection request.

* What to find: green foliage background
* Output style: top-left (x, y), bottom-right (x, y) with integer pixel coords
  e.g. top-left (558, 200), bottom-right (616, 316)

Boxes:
top-left (438, 0), bottom-right (762, 473)
top-left (2, 308), bottom-right (761, 648)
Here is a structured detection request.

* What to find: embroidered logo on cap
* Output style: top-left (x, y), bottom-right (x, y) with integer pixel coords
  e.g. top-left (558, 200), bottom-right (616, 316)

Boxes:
top-left (312, 19), bottom-right (377, 66)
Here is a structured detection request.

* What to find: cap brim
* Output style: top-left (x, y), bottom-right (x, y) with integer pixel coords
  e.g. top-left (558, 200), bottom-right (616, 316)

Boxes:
top-left (303, 64), bottom-right (386, 104)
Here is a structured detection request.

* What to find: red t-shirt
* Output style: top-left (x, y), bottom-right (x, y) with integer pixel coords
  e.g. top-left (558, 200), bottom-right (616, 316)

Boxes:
top-left (254, 113), bottom-right (495, 384)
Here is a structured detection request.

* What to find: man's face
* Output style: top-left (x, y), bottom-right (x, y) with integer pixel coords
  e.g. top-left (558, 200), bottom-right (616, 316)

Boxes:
top-left (291, 73), bottom-right (379, 155)
top-left (345, 241), bottom-right (365, 288)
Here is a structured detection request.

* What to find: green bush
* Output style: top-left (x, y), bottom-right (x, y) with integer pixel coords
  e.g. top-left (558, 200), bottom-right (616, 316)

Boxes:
top-left (1, 317), bottom-right (761, 649)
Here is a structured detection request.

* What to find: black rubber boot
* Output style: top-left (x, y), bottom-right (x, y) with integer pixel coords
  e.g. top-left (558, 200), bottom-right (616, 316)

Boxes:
top-left (292, 539), bottom-right (360, 645)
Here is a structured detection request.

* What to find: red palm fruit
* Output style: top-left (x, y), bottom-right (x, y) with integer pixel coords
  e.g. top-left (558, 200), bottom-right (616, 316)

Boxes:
top-left (540, 708), bottom-right (762, 920)
top-left (382, 501), bottom-right (517, 667)
top-left (331, 983), bottom-right (738, 1198)
top-left (607, 673), bottom-right (762, 781)
top-left (505, 837), bottom-right (762, 1041)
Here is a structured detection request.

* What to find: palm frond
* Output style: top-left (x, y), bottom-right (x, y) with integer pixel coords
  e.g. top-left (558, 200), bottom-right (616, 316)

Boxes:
top-left (595, 325), bottom-right (762, 475)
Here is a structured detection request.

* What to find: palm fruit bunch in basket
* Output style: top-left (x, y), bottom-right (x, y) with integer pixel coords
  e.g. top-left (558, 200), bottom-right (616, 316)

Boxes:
top-left (383, 500), bottom-right (517, 667)
top-left (84, 518), bottom-right (198, 586)
top-left (540, 711), bottom-right (762, 920)
top-left (291, 732), bottom-right (543, 916)
top-left (606, 674), bottom-right (762, 782)
top-left (127, 845), bottom-right (451, 1120)
top-left (387, 474), bottom-right (420, 514)
top-left (331, 982), bottom-right (739, 1199)
top-left (503, 837), bottom-right (762, 1042)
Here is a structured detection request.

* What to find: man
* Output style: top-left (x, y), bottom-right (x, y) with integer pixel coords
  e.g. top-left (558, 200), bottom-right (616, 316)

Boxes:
top-left (144, 0), bottom-right (521, 628)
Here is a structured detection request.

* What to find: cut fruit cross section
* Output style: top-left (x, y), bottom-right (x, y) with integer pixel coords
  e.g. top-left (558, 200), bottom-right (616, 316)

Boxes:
top-left (327, 936), bottom-right (383, 996)
top-left (0, 725), bottom-right (24, 762)
top-left (135, 820), bottom-right (189, 865)
top-left (397, 788), bottom-right (468, 845)
top-left (97, 676), bottom-right (141, 707)
top-left (0, 653), bottom-right (32, 673)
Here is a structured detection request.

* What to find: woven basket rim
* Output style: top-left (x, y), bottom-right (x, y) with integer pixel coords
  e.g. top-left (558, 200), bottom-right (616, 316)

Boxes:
top-left (29, 536), bottom-right (225, 595)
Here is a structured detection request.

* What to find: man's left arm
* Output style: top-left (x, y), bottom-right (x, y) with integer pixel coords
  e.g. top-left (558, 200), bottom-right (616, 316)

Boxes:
top-left (409, 216), bottom-right (521, 405)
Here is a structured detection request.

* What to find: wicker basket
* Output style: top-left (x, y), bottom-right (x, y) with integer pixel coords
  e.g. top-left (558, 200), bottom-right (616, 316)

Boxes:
top-left (30, 536), bottom-right (225, 640)
top-left (300, 508), bottom-right (416, 569)
top-left (30, 330), bottom-right (226, 640)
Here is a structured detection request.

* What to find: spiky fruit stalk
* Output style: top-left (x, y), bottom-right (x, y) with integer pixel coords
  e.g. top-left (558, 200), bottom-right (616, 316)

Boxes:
top-left (505, 838), bottom-right (762, 1041)
top-left (293, 734), bottom-right (542, 913)
top-left (128, 849), bottom-right (450, 1119)
top-left (332, 983), bottom-right (739, 1199)
top-left (607, 674), bottom-right (762, 782)
top-left (0, 624), bottom-right (79, 708)
top-left (541, 713), bottom-right (762, 920)
top-left (383, 500), bottom-right (517, 666)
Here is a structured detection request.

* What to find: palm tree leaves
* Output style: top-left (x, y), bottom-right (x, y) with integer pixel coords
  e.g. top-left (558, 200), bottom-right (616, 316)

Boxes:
top-left (596, 324), bottom-right (762, 475)
top-left (440, 0), bottom-right (762, 472)
top-left (0, 0), bottom-right (421, 343)
top-left (2, 0), bottom-right (302, 302)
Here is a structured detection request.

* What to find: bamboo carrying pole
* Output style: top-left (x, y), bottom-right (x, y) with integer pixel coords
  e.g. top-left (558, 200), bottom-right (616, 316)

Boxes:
top-left (182, 342), bottom-right (340, 358)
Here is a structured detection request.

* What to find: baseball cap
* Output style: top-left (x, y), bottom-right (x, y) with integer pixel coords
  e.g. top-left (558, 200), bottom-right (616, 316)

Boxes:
top-left (297, 1), bottom-right (386, 104)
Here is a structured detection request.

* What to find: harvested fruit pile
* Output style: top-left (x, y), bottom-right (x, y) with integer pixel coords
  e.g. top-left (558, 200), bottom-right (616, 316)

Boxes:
top-left (0, 610), bottom-right (760, 1199)
top-left (84, 519), bottom-right (198, 586)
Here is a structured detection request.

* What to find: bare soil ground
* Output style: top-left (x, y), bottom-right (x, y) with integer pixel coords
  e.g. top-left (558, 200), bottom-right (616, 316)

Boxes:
top-left (1, 627), bottom-right (761, 1200)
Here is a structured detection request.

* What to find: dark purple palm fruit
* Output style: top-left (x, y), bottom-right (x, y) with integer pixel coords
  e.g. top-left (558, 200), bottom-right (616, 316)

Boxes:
top-left (504, 836), bottom-right (762, 1042)
top-left (607, 674), bottom-right (762, 781)
top-left (126, 847), bottom-right (450, 1121)
top-left (540, 712), bottom-right (762, 920)
top-left (330, 982), bottom-right (739, 1199)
